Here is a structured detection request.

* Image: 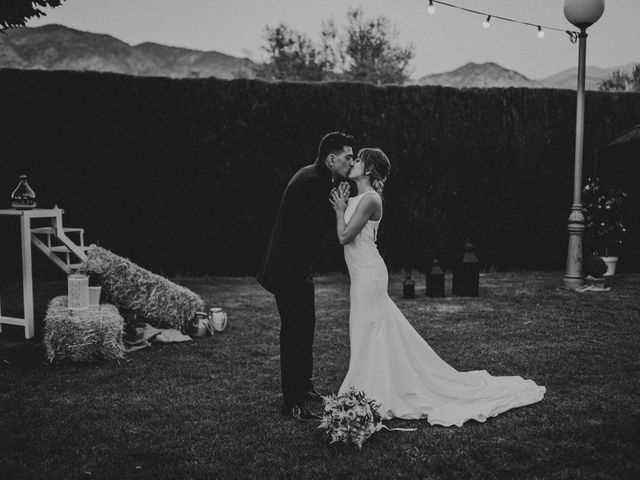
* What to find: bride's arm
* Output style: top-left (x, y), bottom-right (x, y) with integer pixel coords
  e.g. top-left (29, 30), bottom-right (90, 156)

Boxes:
top-left (329, 192), bottom-right (380, 245)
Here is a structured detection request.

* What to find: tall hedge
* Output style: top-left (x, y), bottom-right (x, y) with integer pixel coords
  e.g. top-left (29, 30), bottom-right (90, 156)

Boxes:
top-left (1, 69), bottom-right (639, 279)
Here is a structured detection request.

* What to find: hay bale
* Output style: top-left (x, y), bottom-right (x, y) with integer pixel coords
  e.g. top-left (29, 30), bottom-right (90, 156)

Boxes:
top-left (81, 246), bottom-right (204, 330)
top-left (44, 296), bottom-right (125, 363)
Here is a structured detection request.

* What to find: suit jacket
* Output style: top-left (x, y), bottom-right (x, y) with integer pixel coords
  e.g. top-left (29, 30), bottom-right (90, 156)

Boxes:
top-left (257, 158), bottom-right (335, 294)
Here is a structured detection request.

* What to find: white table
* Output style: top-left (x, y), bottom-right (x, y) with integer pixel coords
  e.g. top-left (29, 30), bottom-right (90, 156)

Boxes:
top-left (0, 208), bottom-right (65, 338)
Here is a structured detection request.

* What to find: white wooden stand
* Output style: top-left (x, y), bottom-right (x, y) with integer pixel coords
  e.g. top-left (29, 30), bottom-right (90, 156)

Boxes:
top-left (0, 208), bottom-right (88, 339)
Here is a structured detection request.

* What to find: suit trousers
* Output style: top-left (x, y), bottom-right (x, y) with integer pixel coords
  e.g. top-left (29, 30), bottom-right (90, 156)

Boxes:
top-left (275, 278), bottom-right (316, 406)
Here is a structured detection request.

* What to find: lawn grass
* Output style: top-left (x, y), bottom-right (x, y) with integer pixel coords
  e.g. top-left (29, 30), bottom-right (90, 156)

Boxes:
top-left (1, 272), bottom-right (639, 479)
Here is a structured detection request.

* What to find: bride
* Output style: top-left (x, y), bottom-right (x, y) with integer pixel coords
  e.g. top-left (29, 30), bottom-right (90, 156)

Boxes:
top-left (329, 148), bottom-right (545, 427)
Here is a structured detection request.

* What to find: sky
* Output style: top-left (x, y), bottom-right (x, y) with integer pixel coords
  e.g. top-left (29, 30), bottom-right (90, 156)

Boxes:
top-left (27, 0), bottom-right (640, 80)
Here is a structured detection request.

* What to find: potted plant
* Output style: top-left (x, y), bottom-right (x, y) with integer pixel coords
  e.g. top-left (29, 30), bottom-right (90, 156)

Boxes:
top-left (582, 177), bottom-right (627, 276)
top-left (583, 253), bottom-right (607, 289)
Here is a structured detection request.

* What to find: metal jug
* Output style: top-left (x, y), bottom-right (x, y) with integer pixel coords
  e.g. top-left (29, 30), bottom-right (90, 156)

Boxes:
top-left (194, 312), bottom-right (211, 337)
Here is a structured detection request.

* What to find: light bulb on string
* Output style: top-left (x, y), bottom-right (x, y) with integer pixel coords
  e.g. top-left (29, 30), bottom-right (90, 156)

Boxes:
top-left (420, 0), bottom-right (577, 44)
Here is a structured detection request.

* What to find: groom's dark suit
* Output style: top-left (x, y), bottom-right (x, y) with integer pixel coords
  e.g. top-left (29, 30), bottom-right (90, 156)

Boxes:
top-left (257, 157), bottom-right (335, 407)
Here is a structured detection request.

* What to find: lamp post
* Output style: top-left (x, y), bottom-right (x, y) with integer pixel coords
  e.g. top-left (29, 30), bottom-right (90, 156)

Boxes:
top-left (562, 0), bottom-right (605, 289)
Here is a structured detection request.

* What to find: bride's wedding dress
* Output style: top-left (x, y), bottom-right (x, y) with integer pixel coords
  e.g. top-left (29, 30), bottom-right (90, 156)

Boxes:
top-left (338, 191), bottom-right (546, 427)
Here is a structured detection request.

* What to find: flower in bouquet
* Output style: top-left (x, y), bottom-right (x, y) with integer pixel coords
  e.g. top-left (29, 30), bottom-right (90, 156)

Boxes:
top-left (582, 177), bottom-right (627, 256)
top-left (318, 386), bottom-right (383, 449)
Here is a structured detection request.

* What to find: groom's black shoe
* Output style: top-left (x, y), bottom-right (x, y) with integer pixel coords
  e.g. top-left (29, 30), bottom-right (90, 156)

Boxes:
top-left (281, 403), bottom-right (321, 421)
top-left (303, 388), bottom-right (324, 403)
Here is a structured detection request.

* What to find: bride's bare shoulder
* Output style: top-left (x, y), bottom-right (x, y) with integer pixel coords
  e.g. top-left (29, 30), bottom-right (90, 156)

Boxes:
top-left (358, 192), bottom-right (383, 217)
top-left (360, 191), bottom-right (382, 206)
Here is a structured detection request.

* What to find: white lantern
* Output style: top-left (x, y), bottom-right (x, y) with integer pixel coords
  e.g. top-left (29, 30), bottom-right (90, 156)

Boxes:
top-left (68, 273), bottom-right (89, 310)
top-left (564, 0), bottom-right (605, 30)
top-left (209, 308), bottom-right (228, 332)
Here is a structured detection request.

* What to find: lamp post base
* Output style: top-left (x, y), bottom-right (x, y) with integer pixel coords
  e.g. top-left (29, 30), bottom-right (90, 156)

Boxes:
top-left (562, 275), bottom-right (585, 290)
top-left (564, 206), bottom-right (585, 289)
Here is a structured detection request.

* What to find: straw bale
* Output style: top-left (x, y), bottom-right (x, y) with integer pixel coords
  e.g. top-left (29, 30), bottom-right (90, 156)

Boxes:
top-left (81, 246), bottom-right (204, 330)
top-left (44, 296), bottom-right (125, 363)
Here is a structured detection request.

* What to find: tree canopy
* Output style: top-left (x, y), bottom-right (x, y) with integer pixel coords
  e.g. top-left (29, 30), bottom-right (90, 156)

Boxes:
top-left (255, 8), bottom-right (414, 85)
top-left (0, 0), bottom-right (66, 31)
top-left (340, 8), bottom-right (414, 84)
top-left (255, 24), bottom-right (329, 82)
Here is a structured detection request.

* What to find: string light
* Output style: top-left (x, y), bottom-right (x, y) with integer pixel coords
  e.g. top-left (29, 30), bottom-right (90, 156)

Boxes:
top-left (428, 1), bottom-right (578, 43)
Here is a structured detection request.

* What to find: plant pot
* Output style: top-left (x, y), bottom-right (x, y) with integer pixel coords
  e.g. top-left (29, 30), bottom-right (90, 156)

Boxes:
top-left (88, 286), bottom-right (102, 307)
top-left (601, 256), bottom-right (618, 276)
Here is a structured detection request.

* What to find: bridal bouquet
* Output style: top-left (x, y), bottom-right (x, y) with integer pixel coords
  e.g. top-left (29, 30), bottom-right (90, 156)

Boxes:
top-left (318, 386), bottom-right (383, 449)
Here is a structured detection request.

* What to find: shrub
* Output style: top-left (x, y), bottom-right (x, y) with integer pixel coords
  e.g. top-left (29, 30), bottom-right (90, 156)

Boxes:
top-left (2, 70), bottom-right (640, 275)
top-left (584, 254), bottom-right (607, 278)
top-left (582, 177), bottom-right (627, 257)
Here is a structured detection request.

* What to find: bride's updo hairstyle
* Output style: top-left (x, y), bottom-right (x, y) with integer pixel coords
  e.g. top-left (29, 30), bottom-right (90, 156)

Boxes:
top-left (359, 148), bottom-right (391, 195)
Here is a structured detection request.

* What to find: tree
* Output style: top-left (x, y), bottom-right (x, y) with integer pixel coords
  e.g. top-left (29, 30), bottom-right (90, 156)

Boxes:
top-left (599, 64), bottom-right (640, 92)
top-left (256, 9), bottom-right (414, 85)
top-left (254, 23), bottom-right (330, 81)
top-left (0, 0), bottom-right (66, 31)
top-left (339, 7), bottom-right (414, 84)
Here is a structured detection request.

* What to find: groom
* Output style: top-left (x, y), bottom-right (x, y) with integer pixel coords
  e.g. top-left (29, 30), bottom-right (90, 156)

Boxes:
top-left (257, 131), bottom-right (355, 420)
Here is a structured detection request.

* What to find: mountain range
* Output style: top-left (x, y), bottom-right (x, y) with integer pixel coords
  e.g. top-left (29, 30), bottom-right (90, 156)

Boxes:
top-left (0, 24), bottom-right (636, 90)
top-left (416, 62), bottom-right (637, 90)
top-left (0, 24), bottom-right (257, 79)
